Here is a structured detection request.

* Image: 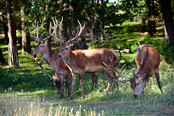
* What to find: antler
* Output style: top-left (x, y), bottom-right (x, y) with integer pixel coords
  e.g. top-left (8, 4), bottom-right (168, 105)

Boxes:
top-left (103, 55), bottom-right (131, 83)
top-left (103, 41), bottom-right (143, 83)
top-left (134, 41), bottom-right (143, 75)
top-left (68, 20), bottom-right (86, 42)
top-left (35, 57), bottom-right (53, 80)
top-left (50, 17), bottom-right (63, 43)
top-left (29, 19), bottom-right (46, 42)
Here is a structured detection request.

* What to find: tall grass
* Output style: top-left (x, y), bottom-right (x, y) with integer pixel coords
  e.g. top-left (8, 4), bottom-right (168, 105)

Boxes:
top-left (0, 59), bottom-right (173, 115)
top-left (0, 90), bottom-right (100, 116)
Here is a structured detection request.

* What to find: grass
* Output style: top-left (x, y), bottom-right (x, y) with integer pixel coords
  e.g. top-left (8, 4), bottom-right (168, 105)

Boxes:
top-left (0, 21), bottom-right (174, 115)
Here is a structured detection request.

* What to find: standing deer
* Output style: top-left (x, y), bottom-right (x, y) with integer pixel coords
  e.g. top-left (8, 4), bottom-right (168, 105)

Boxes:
top-left (30, 18), bottom-right (98, 98)
top-left (52, 20), bottom-right (119, 100)
top-left (104, 42), bottom-right (163, 98)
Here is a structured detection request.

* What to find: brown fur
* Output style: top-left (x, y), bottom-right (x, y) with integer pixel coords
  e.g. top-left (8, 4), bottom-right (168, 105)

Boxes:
top-left (31, 40), bottom-right (98, 98)
top-left (130, 44), bottom-right (163, 98)
top-left (58, 42), bottom-right (119, 100)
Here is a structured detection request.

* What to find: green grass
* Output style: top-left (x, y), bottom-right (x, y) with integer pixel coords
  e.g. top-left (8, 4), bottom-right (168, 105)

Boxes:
top-left (0, 21), bottom-right (174, 115)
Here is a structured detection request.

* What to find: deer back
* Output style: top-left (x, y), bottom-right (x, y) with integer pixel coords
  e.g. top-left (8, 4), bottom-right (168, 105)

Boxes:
top-left (135, 44), bottom-right (160, 79)
top-left (66, 48), bottom-right (118, 72)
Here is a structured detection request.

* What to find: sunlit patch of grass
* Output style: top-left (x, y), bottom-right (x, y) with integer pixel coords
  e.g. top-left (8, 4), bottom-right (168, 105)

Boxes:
top-left (0, 91), bottom-right (100, 116)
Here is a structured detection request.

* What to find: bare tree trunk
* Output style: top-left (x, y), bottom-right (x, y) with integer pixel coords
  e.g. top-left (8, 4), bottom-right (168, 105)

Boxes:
top-left (160, 0), bottom-right (174, 46)
top-left (0, 48), bottom-right (6, 65)
top-left (142, 18), bottom-right (146, 32)
top-left (6, 0), bottom-right (19, 67)
top-left (2, 15), bottom-right (9, 43)
top-left (151, 0), bottom-right (156, 34)
top-left (146, 0), bottom-right (153, 36)
top-left (100, 0), bottom-right (104, 41)
top-left (92, 0), bottom-right (100, 42)
top-left (45, 1), bottom-right (51, 47)
top-left (58, 0), bottom-right (65, 42)
top-left (21, 5), bottom-right (31, 54)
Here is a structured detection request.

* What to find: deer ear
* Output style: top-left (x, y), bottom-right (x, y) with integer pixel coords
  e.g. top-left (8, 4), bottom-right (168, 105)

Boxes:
top-left (139, 73), bottom-right (147, 79)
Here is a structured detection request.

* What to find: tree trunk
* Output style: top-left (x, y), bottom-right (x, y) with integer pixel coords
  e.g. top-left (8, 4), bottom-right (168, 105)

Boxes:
top-left (0, 48), bottom-right (6, 65)
top-left (2, 15), bottom-right (9, 43)
top-left (71, 34), bottom-right (87, 50)
top-left (160, 0), bottom-right (174, 46)
top-left (6, 0), bottom-right (19, 67)
top-left (45, 1), bottom-right (51, 47)
top-left (21, 5), bottom-right (31, 54)
top-left (100, 0), bottom-right (104, 41)
top-left (58, 0), bottom-right (65, 42)
top-left (151, 0), bottom-right (156, 34)
top-left (146, 0), bottom-right (153, 36)
top-left (142, 18), bottom-right (146, 31)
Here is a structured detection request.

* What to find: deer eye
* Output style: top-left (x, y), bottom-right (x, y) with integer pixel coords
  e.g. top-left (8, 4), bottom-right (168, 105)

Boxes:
top-left (65, 48), bottom-right (68, 50)
top-left (136, 82), bottom-right (139, 86)
top-left (40, 46), bottom-right (42, 47)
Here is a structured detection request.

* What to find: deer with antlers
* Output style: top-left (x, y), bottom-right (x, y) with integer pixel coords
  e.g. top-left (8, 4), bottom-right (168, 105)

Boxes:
top-left (52, 20), bottom-right (119, 100)
top-left (30, 18), bottom-right (98, 98)
top-left (104, 42), bottom-right (163, 98)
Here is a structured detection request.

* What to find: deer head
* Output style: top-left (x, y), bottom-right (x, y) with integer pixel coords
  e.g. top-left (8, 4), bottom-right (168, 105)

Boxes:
top-left (103, 41), bottom-right (146, 98)
top-left (52, 20), bottom-right (85, 59)
top-left (30, 17), bottom-right (63, 56)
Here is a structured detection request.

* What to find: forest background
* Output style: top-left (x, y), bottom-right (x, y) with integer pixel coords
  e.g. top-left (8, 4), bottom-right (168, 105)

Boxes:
top-left (0, 0), bottom-right (174, 115)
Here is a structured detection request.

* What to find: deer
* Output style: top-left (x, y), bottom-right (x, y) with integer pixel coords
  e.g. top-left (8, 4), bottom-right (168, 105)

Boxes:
top-left (104, 42), bottom-right (163, 98)
top-left (52, 20), bottom-right (119, 100)
top-left (30, 18), bottom-right (98, 98)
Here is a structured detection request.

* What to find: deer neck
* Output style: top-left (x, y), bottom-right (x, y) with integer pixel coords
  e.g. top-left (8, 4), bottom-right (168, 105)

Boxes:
top-left (137, 62), bottom-right (151, 80)
top-left (63, 50), bottom-right (73, 66)
top-left (42, 47), bottom-right (55, 65)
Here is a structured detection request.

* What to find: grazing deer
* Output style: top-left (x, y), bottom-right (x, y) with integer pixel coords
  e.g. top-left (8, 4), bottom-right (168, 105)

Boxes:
top-left (104, 42), bottom-right (163, 98)
top-left (30, 19), bottom-right (98, 98)
top-left (52, 20), bottom-right (119, 100)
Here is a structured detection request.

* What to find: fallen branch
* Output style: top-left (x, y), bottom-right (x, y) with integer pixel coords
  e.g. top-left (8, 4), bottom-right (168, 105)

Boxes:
top-left (113, 49), bottom-right (132, 54)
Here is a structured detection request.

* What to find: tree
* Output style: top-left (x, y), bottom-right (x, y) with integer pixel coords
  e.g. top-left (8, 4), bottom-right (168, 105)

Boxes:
top-left (6, 0), bottom-right (19, 67)
top-left (160, 0), bottom-right (174, 46)
top-left (2, 15), bottom-right (9, 43)
top-left (146, 0), bottom-right (156, 36)
top-left (21, 3), bottom-right (31, 54)
top-left (0, 0), bottom-right (9, 43)
top-left (0, 48), bottom-right (6, 65)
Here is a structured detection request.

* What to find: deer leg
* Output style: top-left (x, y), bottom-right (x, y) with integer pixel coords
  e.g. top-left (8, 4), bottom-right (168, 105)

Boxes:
top-left (155, 71), bottom-right (164, 94)
top-left (106, 69), bottom-right (119, 91)
top-left (65, 73), bottom-right (70, 97)
top-left (64, 78), bottom-right (67, 93)
top-left (80, 72), bottom-right (85, 99)
top-left (60, 75), bottom-right (64, 98)
top-left (101, 71), bottom-right (113, 91)
top-left (69, 73), bottom-right (77, 100)
top-left (89, 73), bottom-right (98, 91)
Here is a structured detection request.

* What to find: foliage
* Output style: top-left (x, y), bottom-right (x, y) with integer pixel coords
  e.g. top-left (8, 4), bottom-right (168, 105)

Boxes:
top-left (159, 43), bottom-right (174, 64)
top-left (1, 19), bottom-right (174, 115)
top-left (0, 67), bottom-right (52, 91)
